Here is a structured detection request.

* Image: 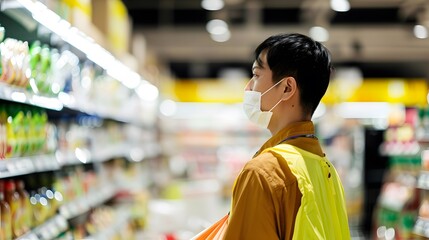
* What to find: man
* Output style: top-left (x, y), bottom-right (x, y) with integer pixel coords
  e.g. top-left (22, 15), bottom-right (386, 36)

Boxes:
top-left (223, 33), bottom-right (351, 239)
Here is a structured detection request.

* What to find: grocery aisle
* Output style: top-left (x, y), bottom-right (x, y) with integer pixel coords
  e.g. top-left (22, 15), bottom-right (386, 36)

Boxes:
top-left (0, 0), bottom-right (429, 240)
top-left (0, 0), bottom-right (159, 239)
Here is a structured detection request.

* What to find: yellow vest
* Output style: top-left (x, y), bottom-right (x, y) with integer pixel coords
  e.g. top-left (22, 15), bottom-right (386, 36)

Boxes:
top-left (263, 144), bottom-right (351, 240)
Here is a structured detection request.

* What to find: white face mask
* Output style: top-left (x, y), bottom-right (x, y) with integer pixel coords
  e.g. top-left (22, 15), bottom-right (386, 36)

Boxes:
top-left (243, 79), bottom-right (284, 129)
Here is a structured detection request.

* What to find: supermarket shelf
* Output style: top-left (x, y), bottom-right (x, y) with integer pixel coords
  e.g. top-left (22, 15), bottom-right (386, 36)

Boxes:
top-left (33, 155), bottom-right (61, 172)
top-left (125, 143), bottom-right (162, 162)
top-left (0, 83), bottom-right (63, 111)
top-left (17, 214), bottom-right (68, 240)
top-left (16, 231), bottom-right (38, 240)
top-left (59, 185), bottom-right (117, 220)
top-left (55, 149), bottom-right (92, 166)
top-left (56, 143), bottom-right (159, 166)
top-left (89, 185), bottom-right (118, 208)
top-left (0, 154), bottom-right (59, 179)
top-left (0, 143), bottom-right (159, 178)
top-left (92, 144), bottom-right (131, 163)
top-left (62, 102), bottom-right (134, 126)
top-left (88, 206), bottom-right (132, 240)
top-left (58, 196), bottom-right (91, 220)
top-left (0, 83), bottom-right (150, 126)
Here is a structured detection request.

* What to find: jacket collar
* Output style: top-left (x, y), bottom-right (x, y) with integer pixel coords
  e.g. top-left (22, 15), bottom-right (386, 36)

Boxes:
top-left (254, 121), bottom-right (316, 157)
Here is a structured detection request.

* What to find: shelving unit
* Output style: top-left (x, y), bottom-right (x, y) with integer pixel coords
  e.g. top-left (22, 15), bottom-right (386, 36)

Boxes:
top-left (372, 107), bottom-right (429, 239)
top-left (0, 154), bottom-right (59, 178)
top-left (59, 184), bottom-right (117, 220)
top-left (88, 206), bottom-right (133, 240)
top-left (17, 214), bottom-right (68, 240)
top-left (0, 0), bottom-right (159, 239)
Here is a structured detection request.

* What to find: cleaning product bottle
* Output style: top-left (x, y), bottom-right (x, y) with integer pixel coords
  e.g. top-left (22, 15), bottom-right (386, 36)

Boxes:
top-left (0, 181), bottom-right (12, 240)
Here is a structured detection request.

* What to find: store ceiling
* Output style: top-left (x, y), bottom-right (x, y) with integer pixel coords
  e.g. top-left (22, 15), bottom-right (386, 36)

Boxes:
top-left (123, 0), bottom-right (429, 79)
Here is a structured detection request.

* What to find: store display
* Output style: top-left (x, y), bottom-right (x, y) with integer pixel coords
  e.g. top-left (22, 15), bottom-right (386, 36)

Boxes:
top-left (0, 39), bottom-right (30, 88)
top-left (0, 1), bottom-right (159, 239)
top-left (372, 106), bottom-right (429, 239)
top-left (4, 180), bottom-right (21, 238)
top-left (0, 181), bottom-right (12, 240)
top-left (16, 180), bottom-right (31, 234)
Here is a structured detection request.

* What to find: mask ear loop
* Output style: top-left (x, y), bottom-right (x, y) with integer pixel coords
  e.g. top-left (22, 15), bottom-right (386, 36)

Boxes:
top-left (268, 98), bottom-right (283, 112)
top-left (261, 79), bottom-right (286, 112)
top-left (261, 78), bottom-right (285, 96)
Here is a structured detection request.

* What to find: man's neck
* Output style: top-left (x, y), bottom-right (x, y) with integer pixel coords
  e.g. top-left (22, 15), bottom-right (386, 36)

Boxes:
top-left (269, 115), bottom-right (311, 135)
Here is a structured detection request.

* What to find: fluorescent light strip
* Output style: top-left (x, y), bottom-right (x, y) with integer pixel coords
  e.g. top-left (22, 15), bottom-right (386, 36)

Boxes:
top-left (17, 0), bottom-right (148, 90)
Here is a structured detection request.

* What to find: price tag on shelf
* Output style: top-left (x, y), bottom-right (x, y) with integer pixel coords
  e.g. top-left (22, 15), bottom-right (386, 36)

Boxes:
top-left (77, 197), bottom-right (90, 214)
top-left (0, 157), bottom-right (35, 178)
top-left (56, 151), bottom-right (75, 166)
top-left (16, 232), bottom-right (39, 240)
top-left (414, 217), bottom-right (429, 237)
top-left (60, 197), bottom-right (90, 220)
top-left (44, 155), bottom-right (60, 171)
top-left (0, 160), bottom-right (7, 172)
top-left (13, 157), bottom-right (33, 171)
top-left (418, 172), bottom-right (429, 190)
top-left (30, 95), bottom-right (63, 111)
top-left (32, 214), bottom-right (68, 240)
top-left (54, 215), bottom-right (68, 232)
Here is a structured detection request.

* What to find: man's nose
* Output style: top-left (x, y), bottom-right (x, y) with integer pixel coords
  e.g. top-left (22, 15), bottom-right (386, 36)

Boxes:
top-left (244, 79), bottom-right (253, 91)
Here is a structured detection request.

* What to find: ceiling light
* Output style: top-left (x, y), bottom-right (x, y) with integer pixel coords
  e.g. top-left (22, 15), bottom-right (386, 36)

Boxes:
top-left (160, 99), bottom-right (177, 117)
top-left (136, 82), bottom-right (159, 101)
top-left (330, 0), bottom-right (350, 12)
top-left (206, 19), bottom-right (228, 35)
top-left (201, 0), bottom-right (224, 11)
top-left (211, 30), bottom-right (231, 42)
top-left (17, 0), bottom-right (144, 89)
top-left (414, 25), bottom-right (428, 39)
top-left (309, 26), bottom-right (329, 42)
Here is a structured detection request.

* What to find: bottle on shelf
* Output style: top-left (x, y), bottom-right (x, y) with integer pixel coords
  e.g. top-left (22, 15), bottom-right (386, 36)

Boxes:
top-left (0, 181), bottom-right (12, 240)
top-left (4, 180), bottom-right (21, 238)
top-left (0, 105), bottom-right (6, 159)
top-left (15, 180), bottom-right (31, 233)
top-left (5, 106), bottom-right (17, 158)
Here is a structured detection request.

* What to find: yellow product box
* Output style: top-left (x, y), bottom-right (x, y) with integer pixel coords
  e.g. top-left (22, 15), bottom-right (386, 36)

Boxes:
top-left (92, 0), bottom-right (131, 54)
top-left (59, 0), bottom-right (92, 32)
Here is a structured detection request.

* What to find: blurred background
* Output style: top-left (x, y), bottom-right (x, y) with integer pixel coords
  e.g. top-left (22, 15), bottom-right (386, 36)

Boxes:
top-left (0, 0), bottom-right (428, 239)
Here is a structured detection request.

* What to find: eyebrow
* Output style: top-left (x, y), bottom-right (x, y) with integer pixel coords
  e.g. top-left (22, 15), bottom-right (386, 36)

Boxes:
top-left (252, 66), bottom-right (261, 72)
top-left (253, 56), bottom-right (264, 71)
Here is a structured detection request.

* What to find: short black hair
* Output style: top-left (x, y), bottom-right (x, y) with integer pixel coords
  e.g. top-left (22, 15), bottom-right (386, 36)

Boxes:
top-left (255, 33), bottom-right (332, 116)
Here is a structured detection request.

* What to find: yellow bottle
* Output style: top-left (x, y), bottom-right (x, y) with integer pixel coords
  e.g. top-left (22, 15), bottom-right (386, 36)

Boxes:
top-left (4, 180), bottom-right (21, 238)
top-left (15, 180), bottom-right (31, 234)
top-left (0, 181), bottom-right (12, 240)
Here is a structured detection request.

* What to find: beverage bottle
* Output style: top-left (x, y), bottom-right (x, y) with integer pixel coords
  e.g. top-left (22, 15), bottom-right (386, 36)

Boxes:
top-left (4, 180), bottom-right (21, 238)
top-left (15, 180), bottom-right (31, 233)
top-left (0, 105), bottom-right (7, 159)
top-left (0, 181), bottom-right (12, 240)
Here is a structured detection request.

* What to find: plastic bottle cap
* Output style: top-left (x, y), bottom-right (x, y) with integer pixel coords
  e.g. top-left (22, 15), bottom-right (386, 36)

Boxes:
top-left (15, 180), bottom-right (23, 189)
top-left (4, 180), bottom-right (15, 191)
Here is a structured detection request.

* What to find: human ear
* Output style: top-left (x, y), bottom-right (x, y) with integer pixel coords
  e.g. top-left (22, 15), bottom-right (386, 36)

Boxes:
top-left (281, 77), bottom-right (297, 101)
